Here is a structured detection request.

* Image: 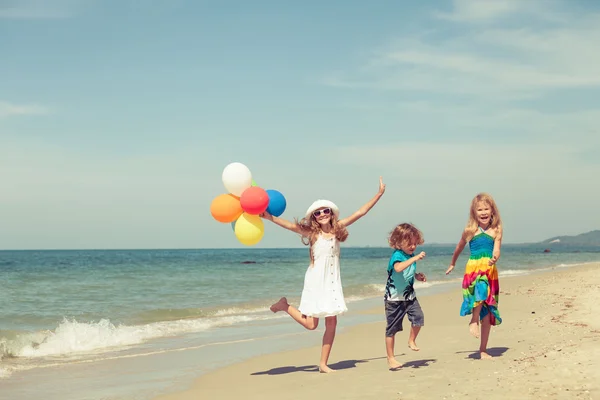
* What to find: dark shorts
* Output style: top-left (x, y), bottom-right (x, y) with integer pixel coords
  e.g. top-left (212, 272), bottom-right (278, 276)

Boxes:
top-left (385, 299), bottom-right (424, 337)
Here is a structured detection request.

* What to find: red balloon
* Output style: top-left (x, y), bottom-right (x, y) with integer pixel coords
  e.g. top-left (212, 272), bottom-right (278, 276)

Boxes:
top-left (240, 187), bottom-right (269, 215)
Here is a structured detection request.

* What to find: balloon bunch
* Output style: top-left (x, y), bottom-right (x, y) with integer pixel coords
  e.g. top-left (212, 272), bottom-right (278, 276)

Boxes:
top-left (210, 162), bottom-right (287, 246)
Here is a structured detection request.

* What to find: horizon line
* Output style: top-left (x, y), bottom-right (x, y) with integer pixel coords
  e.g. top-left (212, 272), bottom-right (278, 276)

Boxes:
top-left (0, 241), bottom-right (571, 252)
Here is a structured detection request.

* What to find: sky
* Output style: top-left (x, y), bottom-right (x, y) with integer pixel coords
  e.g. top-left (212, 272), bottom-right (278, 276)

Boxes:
top-left (1, 0), bottom-right (600, 250)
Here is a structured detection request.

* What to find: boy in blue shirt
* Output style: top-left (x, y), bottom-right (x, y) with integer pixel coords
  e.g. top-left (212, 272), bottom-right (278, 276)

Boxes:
top-left (384, 223), bottom-right (426, 370)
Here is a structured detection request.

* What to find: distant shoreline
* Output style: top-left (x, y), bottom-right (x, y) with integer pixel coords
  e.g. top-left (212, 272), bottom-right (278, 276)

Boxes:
top-left (1, 242), bottom-right (599, 252)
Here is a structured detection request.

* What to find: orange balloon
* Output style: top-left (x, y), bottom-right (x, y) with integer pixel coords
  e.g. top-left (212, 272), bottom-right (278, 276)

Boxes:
top-left (210, 194), bottom-right (243, 223)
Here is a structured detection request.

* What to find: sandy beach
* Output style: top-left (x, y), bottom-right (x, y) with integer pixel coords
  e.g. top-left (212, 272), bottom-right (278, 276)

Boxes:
top-left (156, 264), bottom-right (600, 400)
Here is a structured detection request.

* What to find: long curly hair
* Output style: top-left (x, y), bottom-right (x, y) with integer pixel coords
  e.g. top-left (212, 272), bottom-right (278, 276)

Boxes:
top-left (388, 223), bottom-right (424, 250)
top-left (464, 193), bottom-right (502, 242)
top-left (295, 213), bottom-right (348, 263)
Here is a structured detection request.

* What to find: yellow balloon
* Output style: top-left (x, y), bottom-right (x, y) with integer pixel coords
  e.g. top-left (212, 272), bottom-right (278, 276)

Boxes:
top-left (234, 213), bottom-right (264, 246)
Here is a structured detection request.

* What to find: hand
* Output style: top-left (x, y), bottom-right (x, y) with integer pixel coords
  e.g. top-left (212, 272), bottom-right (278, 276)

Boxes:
top-left (378, 176), bottom-right (386, 195)
top-left (445, 265), bottom-right (455, 275)
top-left (489, 252), bottom-right (500, 266)
top-left (415, 272), bottom-right (427, 282)
top-left (414, 251), bottom-right (426, 261)
top-left (259, 211), bottom-right (273, 221)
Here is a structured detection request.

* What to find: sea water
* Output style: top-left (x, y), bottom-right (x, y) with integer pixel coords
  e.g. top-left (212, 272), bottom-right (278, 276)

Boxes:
top-left (1, 245), bottom-right (598, 399)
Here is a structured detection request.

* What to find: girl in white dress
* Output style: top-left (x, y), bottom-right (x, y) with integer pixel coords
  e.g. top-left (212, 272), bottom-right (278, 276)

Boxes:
top-left (261, 177), bottom-right (385, 373)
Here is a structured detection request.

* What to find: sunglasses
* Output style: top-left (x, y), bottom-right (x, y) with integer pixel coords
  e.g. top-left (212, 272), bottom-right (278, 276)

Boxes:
top-left (313, 208), bottom-right (332, 217)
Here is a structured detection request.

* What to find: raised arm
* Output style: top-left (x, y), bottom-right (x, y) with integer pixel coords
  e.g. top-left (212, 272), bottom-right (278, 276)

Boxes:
top-left (446, 230), bottom-right (468, 275)
top-left (261, 212), bottom-right (304, 235)
top-left (338, 176), bottom-right (386, 228)
top-left (489, 226), bottom-right (503, 265)
top-left (394, 252), bottom-right (426, 273)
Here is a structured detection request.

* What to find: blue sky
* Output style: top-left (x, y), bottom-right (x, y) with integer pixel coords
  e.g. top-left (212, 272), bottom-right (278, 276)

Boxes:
top-left (1, 0), bottom-right (599, 249)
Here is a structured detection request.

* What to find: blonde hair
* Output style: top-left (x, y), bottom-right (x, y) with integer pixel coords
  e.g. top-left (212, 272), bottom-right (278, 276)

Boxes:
top-left (295, 213), bottom-right (348, 262)
top-left (388, 223), bottom-right (424, 250)
top-left (464, 193), bottom-right (502, 242)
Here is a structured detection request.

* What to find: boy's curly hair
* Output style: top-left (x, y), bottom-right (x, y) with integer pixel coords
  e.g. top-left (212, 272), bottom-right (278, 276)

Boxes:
top-left (388, 223), bottom-right (424, 250)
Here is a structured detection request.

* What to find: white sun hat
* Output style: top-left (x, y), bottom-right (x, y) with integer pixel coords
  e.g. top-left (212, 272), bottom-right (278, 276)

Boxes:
top-left (305, 199), bottom-right (339, 219)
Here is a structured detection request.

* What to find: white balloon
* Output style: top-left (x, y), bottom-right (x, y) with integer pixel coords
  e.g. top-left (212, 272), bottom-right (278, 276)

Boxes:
top-left (222, 162), bottom-right (252, 196)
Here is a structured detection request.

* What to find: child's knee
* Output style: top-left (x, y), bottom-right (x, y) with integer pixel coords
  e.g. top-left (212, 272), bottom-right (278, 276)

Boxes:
top-left (408, 303), bottom-right (425, 326)
top-left (307, 322), bottom-right (318, 330)
top-left (385, 325), bottom-right (402, 337)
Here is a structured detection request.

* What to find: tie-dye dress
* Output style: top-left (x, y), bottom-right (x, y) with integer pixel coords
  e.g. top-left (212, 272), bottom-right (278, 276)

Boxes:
top-left (460, 228), bottom-right (502, 325)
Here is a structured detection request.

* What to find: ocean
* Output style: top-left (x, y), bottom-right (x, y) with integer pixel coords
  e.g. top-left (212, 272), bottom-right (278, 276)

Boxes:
top-left (1, 244), bottom-right (599, 399)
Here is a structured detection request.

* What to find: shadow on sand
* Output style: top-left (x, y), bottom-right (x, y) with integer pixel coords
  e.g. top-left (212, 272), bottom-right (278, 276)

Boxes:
top-left (402, 358), bottom-right (437, 368)
top-left (456, 346), bottom-right (510, 359)
top-left (251, 356), bottom-right (387, 376)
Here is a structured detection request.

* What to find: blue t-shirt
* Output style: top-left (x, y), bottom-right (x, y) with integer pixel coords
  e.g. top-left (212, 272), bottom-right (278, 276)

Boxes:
top-left (385, 249), bottom-right (416, 301)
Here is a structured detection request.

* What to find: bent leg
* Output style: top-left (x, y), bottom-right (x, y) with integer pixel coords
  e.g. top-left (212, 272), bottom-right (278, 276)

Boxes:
top-left (408, 326), bottom-right (421, 351)
top-left (270, 297), bottom-right (319, 330)
top-left (469, 303), bottom-right (482, 338)
top-left (407, 299), bottom-right (424, 351)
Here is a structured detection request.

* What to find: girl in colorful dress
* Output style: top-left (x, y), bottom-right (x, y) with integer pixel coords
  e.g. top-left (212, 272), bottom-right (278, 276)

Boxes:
top-left (446, 193), bottom-right (503, 359)
top-left (262, 177), bottom-right (385, 373)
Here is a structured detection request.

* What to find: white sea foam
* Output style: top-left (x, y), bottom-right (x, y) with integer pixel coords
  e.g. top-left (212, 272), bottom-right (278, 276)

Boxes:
top-left (499, 269), bottom-right (530, 276)
top-left (214, 306), bottom-right (270, 316)
top-left (499, 261), bottom-right (598, 278)
top-left (414, 280), bottom-right (451, 289)
top-left (0, 366), bottom-right (12, 379)
top-left (7, 313), bottom-right (275, 359)
top-left (344, 280), bottom-right (453, 302)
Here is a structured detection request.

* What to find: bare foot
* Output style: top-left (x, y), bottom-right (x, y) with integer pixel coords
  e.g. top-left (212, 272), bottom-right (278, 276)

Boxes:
top-left (319, 365), bottom-right (335, 373)
top-left (480, 351), bottom-right (493, 360)
top-left (469, 321), bottom-right (480, 338)
top-left (387, 358), bottom-right (402, 370)
top-left (408, 342), bottom-right (420, 351)
top-left (269, 297), bottom-right (289, 313)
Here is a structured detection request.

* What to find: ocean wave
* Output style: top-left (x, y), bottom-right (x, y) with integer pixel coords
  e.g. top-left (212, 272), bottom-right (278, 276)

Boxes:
top-left (213, 306), bottom-right (270, 316)
top-left (498, 269), bottom-right (530, 276)
top-left (554, 261), bottom-right (598, 268)
top-left (413, 280), bottom-right (451, 289)
top-left (498, 261), bottom-right (598, 277)
top-left (0, 313), bottom-right (276, 361)
top-left (0, 367), bottom-right (12, 379)
top-left (343, 280), bottom-right (452, 302)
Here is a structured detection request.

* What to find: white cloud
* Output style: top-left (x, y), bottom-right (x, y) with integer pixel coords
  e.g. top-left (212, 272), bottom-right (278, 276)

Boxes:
top-left (384, 101), bottom-right (600, 144)
top-left (320, 2), bottom-right (600, 243)
top-left (328, 141), bottom-right (600, 243)
top-left (0, 101), bottom-right (49, 118)
top-left (434, 0), bottom-right (523, 22)
top-left (324, 2), bottom-right (600, 99)
top-left (330, 142), bottom-right (595, 181)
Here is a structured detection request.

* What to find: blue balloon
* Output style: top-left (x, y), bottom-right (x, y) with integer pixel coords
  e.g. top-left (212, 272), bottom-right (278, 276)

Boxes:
top-left (266, 189), bottom-right (286, 217)
top-left (230, 221), bottom-right (236, 231)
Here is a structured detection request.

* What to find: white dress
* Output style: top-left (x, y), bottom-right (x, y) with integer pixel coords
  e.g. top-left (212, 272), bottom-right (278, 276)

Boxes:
top-left (298, 235), bottom-right (348, 317)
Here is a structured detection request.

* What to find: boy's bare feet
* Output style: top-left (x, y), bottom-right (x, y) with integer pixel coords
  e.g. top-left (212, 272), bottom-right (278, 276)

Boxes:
top-left (480, 351), bottom-right (493, 360)
top-left (408, 342), bottom-right (420, 351)
top-left (469, 321), bottom-right (480, 338)
top-left (319, 365), bottom-right (335, 373)
top-left (387, 358), bottom-right (402, 370)
top-left (270, 297), bottom-right (289, 313)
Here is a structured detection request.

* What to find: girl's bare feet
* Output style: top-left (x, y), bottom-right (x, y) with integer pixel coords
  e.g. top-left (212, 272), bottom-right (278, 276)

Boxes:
top-left (469, 321), bottom-right (480, 338)
top-left (319, 365), bottom-right (335, 373)
top-left (480, 351), bottom-right (493, 359)
top-left (387, 358), bottom-right (402, 370)
top-left (270, 297), bottom-right (289, 313)
top-left (408, 341), bottom-right (420, 351)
